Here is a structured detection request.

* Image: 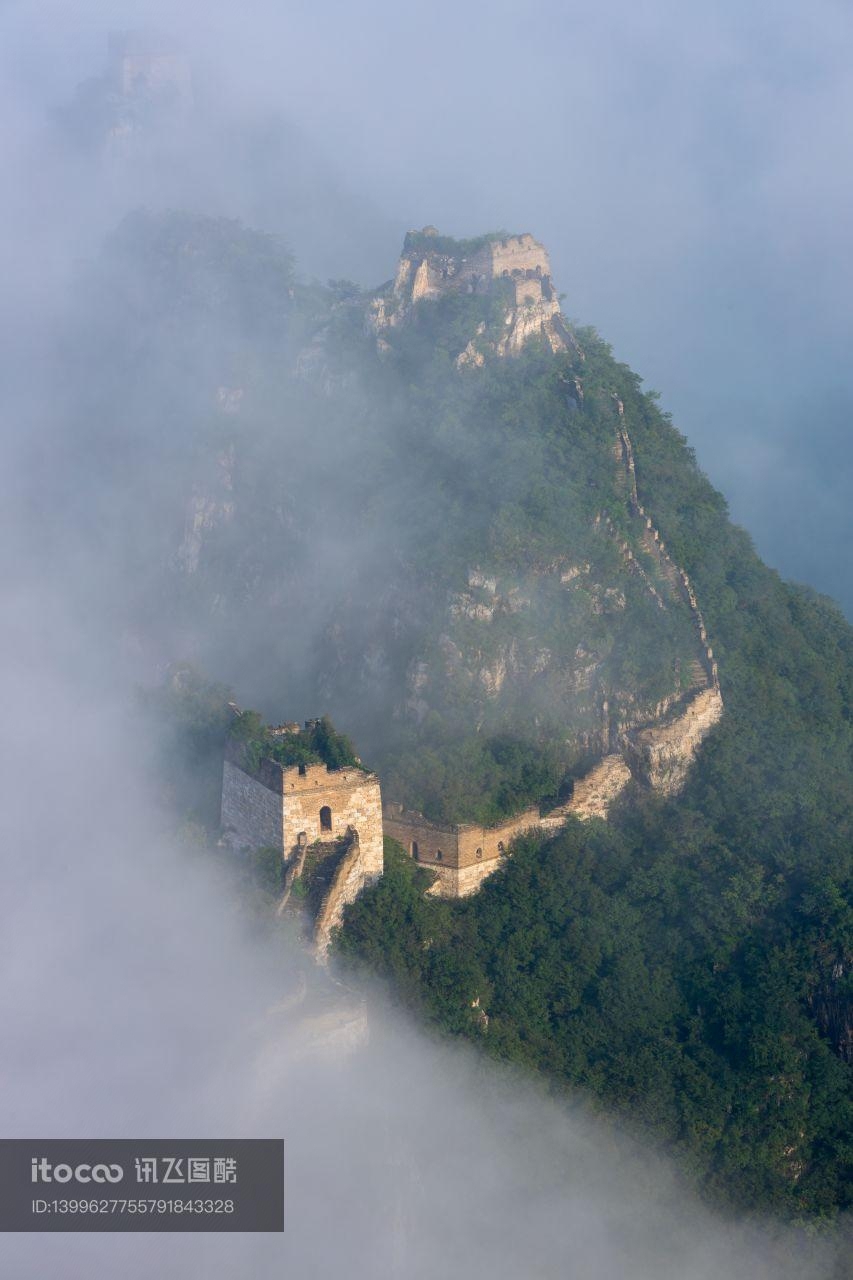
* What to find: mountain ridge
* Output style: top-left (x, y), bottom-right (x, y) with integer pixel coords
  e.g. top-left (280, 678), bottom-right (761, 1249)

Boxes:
top-left (58, 209), bottom-right (852, 1215)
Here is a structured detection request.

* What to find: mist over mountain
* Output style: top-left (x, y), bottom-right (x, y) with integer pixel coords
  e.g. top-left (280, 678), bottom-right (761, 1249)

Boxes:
top-left (7, 1), bottom-right (853, 621)
top-left (1, 3), bottom-right (852, 1274)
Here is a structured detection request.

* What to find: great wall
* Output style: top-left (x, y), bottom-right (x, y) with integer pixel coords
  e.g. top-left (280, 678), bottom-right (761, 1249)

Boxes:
top-left (370, 228), bottom-right (572, 361)
top-left (221, 228), bottom-right (724, 932)
top-left (222, 727), bottom-right (383, 959)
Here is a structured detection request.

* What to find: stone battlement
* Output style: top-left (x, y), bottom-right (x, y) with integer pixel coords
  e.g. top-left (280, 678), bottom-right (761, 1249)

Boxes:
top-left (372, 228), bottom-right (568, 362)
top-left (224, 739), bottom-right (375, 797)
top-left (384, 753), bottom-right (637, 897)
top-left (280, 762), bottom-right (375, 793)
top-left (489, 233), bottom-right (552, 279)
top-left (383, 800), bottom-right (541, 897)
top-left (222, 746), bottom-right (383, 873)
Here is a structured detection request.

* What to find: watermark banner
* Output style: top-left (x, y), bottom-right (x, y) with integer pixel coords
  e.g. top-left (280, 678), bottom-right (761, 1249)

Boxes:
top-left (0, 1139), bottom-right (284, 1232)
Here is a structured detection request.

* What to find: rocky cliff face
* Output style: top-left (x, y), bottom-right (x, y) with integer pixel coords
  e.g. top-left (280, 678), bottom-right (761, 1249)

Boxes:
top-left (808, 945), bottom-right (853, 1064)
top-left (406, 550), bottom-right (696, 753)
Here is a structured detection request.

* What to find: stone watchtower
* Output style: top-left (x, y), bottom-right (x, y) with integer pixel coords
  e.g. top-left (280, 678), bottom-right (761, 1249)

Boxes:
top-left (221, 725), bottom-right (383, 957)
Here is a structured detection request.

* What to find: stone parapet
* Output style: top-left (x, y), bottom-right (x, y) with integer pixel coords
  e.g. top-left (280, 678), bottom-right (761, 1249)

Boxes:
top-left (371, 228), bottom-right (567, 361)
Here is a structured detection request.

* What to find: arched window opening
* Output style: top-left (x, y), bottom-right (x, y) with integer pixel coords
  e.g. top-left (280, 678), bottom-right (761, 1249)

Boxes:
top-left (435, 849), bottom-right (443, 862)
top-left (320, 805), bottom-right (332, 832)
top-left (475, 847), bottom-right (483, 860)
top-left (411, 841), bottom-right (419, 861)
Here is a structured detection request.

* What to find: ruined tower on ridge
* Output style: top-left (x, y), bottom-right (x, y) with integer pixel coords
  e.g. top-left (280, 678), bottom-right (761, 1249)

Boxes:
top-left (369, 227), bottom-right (571, 362)
top-left (221, 719), bottom-right (383, 959)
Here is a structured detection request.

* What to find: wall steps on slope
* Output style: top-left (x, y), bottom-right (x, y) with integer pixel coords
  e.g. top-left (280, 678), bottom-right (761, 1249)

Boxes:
top-left (314, 829), bottom-right (366, 962)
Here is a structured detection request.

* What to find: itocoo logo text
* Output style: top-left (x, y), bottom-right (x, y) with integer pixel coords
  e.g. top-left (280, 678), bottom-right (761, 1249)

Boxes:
top-left (31, 1158), bottom-right (123, 1184)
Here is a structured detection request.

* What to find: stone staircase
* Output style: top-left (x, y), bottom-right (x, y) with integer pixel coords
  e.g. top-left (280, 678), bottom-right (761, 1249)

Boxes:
top-left (302, 840), bottom-right (349, 917)
top-left (276, 837), bottom-right (344, 917)
top-left (275, 830), bottom-right (369, 963)
top-left (313, 829), bottom-right (365, 962)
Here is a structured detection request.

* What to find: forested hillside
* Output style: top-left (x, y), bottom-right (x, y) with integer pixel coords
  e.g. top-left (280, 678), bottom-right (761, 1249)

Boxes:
top-left (339, 325), bottom-right (853, 1216)
top-left (69, 212), bottom-right (852, 1217)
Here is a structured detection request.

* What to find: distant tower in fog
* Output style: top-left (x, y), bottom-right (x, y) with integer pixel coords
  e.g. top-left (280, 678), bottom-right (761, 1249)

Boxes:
top-left (108, 30), bottom-right (193, 106)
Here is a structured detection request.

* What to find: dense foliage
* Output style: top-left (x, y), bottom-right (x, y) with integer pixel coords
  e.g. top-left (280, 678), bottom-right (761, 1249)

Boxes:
top-left (381, 724), bottom-right (567, 826)
top-left (236, 712), bottom-right (362, 774)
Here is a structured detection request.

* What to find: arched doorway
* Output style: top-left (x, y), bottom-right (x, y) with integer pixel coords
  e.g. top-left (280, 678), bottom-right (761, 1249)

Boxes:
top-left (411, 841), bottom-right (419, 861)
top-left (320, 805), bottom-right (332, 832)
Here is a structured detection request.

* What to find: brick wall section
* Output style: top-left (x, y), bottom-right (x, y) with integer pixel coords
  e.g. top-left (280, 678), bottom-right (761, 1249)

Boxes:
top-left (279, 764), bottom-right (384, 879)
top-left (383, 803), bottom-right (540, 867)
top-left (221, 754), bottom-right (383, 882)
top-left (385, 752), bottom-right (639, 898)
top-left (427, 858), bottom-right (513, 898)
top-left (514, 276), bottom-right (544, 305)
top-left (489, 234), bottom-right (551, 278)
top-left (456, 808), bottom-right (542, 865)
top-left (382, 804), bottom-right (460, 865)
top-left (383, 802), bottom-right (541, 898)
top-left (221, 759), bottom-right (283, 851)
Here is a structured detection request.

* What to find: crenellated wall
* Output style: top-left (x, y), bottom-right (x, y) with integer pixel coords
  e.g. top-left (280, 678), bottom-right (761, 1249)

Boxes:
top-left (542, 754), bottom-right (633, 826)
top-left (489, 234), bottom-right (552, 278)
top-left (383, 751), bottom-right (639, 898)
top-left (609, 418), bottom-right (720, 693)
top-left (221, 749), bottom-right (383, 880)
top-left (604, 408), bottom-right (723, 793)
top-left (382, 802), bottom-right (541, 897)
